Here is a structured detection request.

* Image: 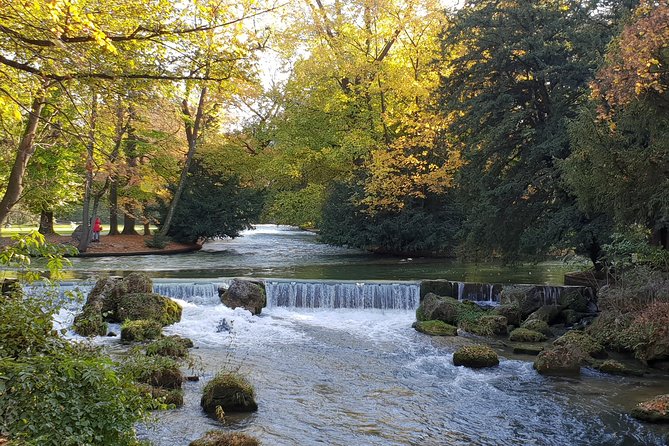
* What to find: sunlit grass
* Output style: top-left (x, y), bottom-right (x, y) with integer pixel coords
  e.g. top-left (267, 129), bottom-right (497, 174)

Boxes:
top-left (1, 224), bottom-right (79, 236)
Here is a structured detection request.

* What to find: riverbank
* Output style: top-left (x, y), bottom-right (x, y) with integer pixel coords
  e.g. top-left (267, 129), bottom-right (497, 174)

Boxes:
top-left (0, 234), bottom-right (201, 257)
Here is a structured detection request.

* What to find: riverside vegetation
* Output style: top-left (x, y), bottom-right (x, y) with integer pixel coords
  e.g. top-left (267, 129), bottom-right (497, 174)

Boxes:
top-left (0, 234), bottom-right (262, 445)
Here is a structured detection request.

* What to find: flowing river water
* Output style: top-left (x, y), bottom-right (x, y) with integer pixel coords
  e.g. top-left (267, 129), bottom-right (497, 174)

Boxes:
top-left (47, 226), bottom-right (669, 445)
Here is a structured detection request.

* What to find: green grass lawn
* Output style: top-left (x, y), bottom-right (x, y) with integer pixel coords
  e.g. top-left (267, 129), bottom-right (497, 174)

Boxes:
top-left (1, 224), bottom-right (78, 237)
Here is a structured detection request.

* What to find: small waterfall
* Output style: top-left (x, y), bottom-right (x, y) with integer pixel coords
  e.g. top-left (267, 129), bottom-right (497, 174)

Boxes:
top-left (153, 281), bottom-right (229, 305)
top-left (539, 286), bottom-right (564, 306)
top-left (265, 280), bottom-right (420, 310)
top-left (455, 282), bottom-right (501, 305)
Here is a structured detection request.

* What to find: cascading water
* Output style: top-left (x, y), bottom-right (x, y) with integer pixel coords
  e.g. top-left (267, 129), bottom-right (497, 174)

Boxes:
top-left (265, 280), bottom-right (420, 310)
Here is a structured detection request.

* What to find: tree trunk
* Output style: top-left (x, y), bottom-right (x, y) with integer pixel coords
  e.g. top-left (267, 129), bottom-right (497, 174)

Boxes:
top-left (109, 182), bottom-right (120, 235)
top-left (143, 221), bottom-right (151, 235)
top-left (0, 95), bottom-right (45, 227)
top-left (38, 210), bottom-right (55, 235)
top-left (122, 212), bottom-right (138, 235)
top-left (78, 94), bottom-right (98, 253)
top-left (159, 86), bottom-right (208, 236)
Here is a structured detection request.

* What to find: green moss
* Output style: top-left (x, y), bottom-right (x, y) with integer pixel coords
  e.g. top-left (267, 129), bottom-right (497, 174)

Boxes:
top-left (201, 372), bottom-right (257, 414)
top-left (553, 331), bottom-right (607, 359)
top-left (595, 359), bottom-right (644, 377)
top-left (520, 319), bottom-right (552, 336)
top-left (452, 345), bottom-right (499, 368)
top-left (630, 394), bottom-right (669, 423)
top-left (72, 307), bottom-right (108, 337)
top-left (189, 431), bottom-right (261, 446)
top-left (123, 355), bottom-right (183, 389)
top-left (121, 272), bottom-right (154, 294)
top-left (146, 336), bottom-right (193, 358)
top-left (533, 345), bottom-right (581, 376)
top-left (116, 293), bottom-right (182, 326)
top-left (415, 293), bottom-right (462, 325)
top-left (415, 320), bottom-right (457, 336)
top-left (121, 319), bottom-right (162, 343)
top-left (460, 314), bottom-right (508, 336)
top-left (509, 328), bottom-right (547, 343)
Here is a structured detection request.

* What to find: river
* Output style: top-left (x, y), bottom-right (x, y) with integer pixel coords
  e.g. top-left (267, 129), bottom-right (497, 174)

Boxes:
top-left (51, 226), bottom-right (669, 445)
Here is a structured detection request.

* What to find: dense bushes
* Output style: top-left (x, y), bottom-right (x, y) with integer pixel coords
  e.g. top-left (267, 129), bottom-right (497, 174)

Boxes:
top-left (165, 159), bottom-right (264, 244)
top-left (319, 181), bottom-right (461, 255)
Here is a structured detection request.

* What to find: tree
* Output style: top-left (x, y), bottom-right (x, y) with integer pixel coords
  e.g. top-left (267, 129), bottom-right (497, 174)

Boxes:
top-left (164, 159), bottom-right (263, 243)
top-left (438, 0), bottom-right (621, 261)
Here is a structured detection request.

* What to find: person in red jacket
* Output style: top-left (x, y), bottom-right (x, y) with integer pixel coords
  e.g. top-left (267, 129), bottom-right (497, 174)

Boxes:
top-left (92, 217), bottom-right (102, 242)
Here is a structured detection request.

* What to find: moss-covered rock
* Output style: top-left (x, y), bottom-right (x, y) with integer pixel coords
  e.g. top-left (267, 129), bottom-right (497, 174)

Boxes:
top-left (414, 320), bottom-right (457, 336)
top-left (120, 319), bottom-right (162, 342)
top-left (201, 372), bottom-right (258, 414)
top-left (121, 272), bottom-right (154, 295)
top-left (511, 343), bottom-right (544, 356)
top-left (594, 360), bottom-right (644, 377)
top-left (509, 328), bottom-right (547, 343)
top-left (116, 293), bottom-right (182, 326)
top-left (520, 319), bottom-right (552, 337)
top-left (189, 431), bottom-right (260, 446)
top-left (493, 303), bottom-right (523, 327)
top-left (558, 289), bottom-right (591, 313)
top-left (553, 331), bottom-right (607, 359)
top-left (72, 301), bottom-right (108, 337)
top-left (146, 335), bottom-right (193, 358)
top-left (419, 280), bottom-right (456, 301)
top-left (499, 285), bottom-right (542, 318)
top-left (560, 309), bottom-right (588, 326)
top-left (533, 345), bottom-right (581, 376)
top-left (630, 394), bottom-right (669, 423)
top-left (460, 314), bottom-right (508, 336)
top-left (525, 305), bottom-right (561, 324)
top-left (452, 345), bottom-right (500, 368)
top-left (135, 357), bottom-right (184, 389)
top-left (415, 293), bottom-right (461, 325)
top-left (220, 279), bottom-right (266, 315)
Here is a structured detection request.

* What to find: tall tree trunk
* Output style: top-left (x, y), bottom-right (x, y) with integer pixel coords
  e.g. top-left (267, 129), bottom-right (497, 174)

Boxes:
top-left (78, 94), bottom-right (98, 253)
top-left (108, 98), bottom-right (126, 236)
top-left (143, 221), bottom-right (151, 235)
top-left (0, 95), bottom-right (46, 228)
top-left (109, 182), bottom-right (119, 235)
top-left (38, 210), bottom-right (55, 235)
top-left (159, 86), bottom-right (208, 236)
top-left (122, 212), bottom-right (138, 235)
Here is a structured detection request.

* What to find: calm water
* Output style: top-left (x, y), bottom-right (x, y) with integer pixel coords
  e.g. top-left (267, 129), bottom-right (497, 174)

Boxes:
top-left (63, 225), bottom-right (580, 283)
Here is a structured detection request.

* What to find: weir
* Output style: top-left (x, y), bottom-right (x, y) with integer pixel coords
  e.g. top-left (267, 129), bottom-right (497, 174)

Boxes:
top-left (264, 280), bottom-right (420, 310)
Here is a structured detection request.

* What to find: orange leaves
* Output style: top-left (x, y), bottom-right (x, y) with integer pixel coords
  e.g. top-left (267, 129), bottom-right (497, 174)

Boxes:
top-left (594, 0), bottom-right (669, 115)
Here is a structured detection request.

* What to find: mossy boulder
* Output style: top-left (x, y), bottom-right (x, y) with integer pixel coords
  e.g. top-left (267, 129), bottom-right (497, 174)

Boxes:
top-left (493, 303), bottom-right (523, 327)
top-left (594, 360), bottom-right (644, 377)
top-left (499, 285), bottom-right (542, 318)
top-left (533, 345), bottom-right (582, 376)
top-left (509, 328), bottom-right (547, 343)
top-left (135, 357), bottom-right (184, 389)
top-left (116, 293), bottom-right (182, 326)
top-left (453, 345), bottom-right (500, 368)
top-left (520, 319), bottom-right (552, 337)
top-left (419, 280), bottom-right (456, 301)
top-left (630, 394), bottom-right (669, 423)
top-left (559, 290), bottom-right (590, 313)
top-left (416, 293), bottom-right (461, 325)
top-left (120, 272), bottom-right (154, 294)
top-left (201, 372), bottom-right (258, 414)
top-left (553, 331), bottom-right (607, 359)
top-left (560, 309), bottom-right (588, 326)
top-left (220, 279), bottom-right (266, 315)
top-left (146, 335), bottom-right (193, 358)
top-left (138, 384), bottom-right (185, 408)
top-left (72, 301), bottom-right (108, 337)
top-left (525, 305), bottom-right (562, 325)
top-left (415, 320), bottom-right (457, 336)
top-left (511, 343), bottom-right (544, 356)
top-left (460, 314), bottom-right (508, 336)
top-left (189, 431), bottom-right (260, 446)
top-left (120, 319), bottom-right (162, 342)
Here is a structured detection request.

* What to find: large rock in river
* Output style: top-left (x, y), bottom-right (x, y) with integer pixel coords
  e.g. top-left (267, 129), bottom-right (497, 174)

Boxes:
top-left (533, 345), bottom-right (582, 376)
top-left (201, 372), bottom-right (258, 414)
top-left (630, 394), bottom-right (669, 423)
top-left (416, 293), bottom-right (461, 325)
top-left (189, 431), bottom-right (260, 446)
top-left (219, 279), bottom-right (266, 315)
top-left (453, 345), bottom-right (499, 368)
top-left (116, 292), bottom-right (182, 326)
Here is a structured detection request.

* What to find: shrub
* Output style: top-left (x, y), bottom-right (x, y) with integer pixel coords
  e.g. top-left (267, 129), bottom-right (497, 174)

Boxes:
top-left (146, 336), bottom-right (193, 358)
top-left (145, 233), bottom-right (171, 249)
top-left (0, 347), bottom-right (151, 446)
top-left (622, 301), bottom-right (669, 362)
